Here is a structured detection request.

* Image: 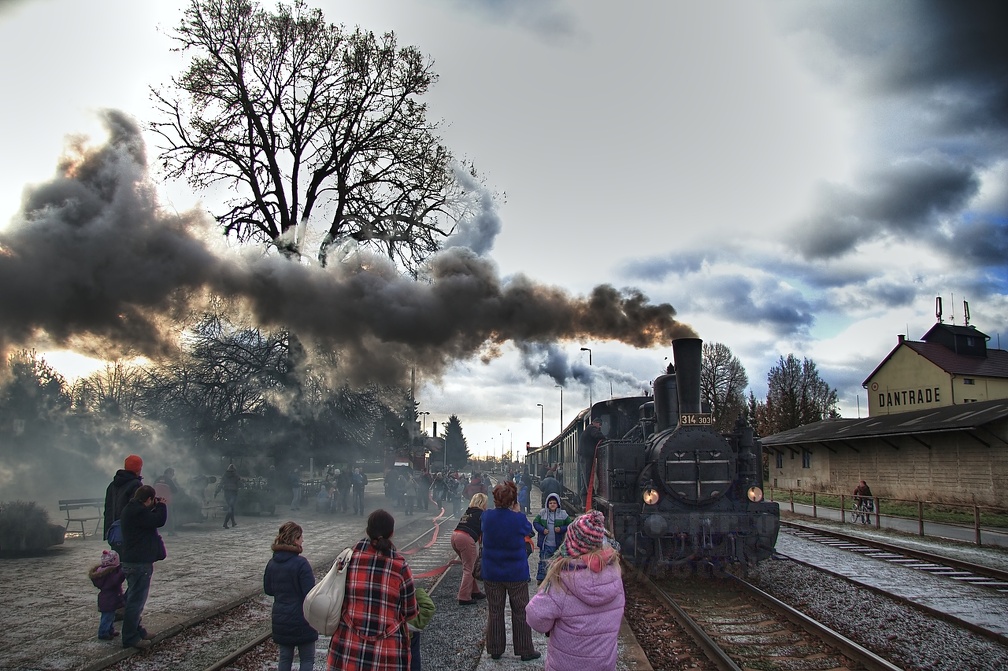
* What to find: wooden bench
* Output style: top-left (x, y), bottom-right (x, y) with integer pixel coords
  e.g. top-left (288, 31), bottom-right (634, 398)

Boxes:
top-left (58, 498), bottom-right (104, 538)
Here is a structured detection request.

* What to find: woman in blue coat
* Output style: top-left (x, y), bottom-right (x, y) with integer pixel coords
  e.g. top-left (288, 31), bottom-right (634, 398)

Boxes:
top-left (264, 521), bottom-right (319, 671)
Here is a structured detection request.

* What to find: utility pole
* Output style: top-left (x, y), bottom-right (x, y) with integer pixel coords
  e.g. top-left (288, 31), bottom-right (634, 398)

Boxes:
top-left (536, 403), bottom-right (544, 447)
top-left (580, 347), bottom-right (592, 408)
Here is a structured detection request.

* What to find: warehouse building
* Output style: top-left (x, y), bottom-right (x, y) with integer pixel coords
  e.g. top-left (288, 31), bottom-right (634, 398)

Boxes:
top-left (761, 310), bottom-right (1008, 506)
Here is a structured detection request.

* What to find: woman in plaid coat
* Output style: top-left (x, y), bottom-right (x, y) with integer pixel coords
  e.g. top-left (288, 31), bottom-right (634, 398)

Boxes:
top-left (327, 509), bottom-right (419, 671)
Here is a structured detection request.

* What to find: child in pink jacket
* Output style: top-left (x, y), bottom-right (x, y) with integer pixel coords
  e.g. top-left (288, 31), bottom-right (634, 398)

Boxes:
top-left (525, 510), bottom-right (625, 671)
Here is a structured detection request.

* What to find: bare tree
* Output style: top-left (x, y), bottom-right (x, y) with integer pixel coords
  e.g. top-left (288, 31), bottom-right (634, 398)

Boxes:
top-left (763, 353), bottom-right (839, 433)
top-left (72, 361), bottom-right (143, 419)
top-left (700, 341), bottom-right (749, 432)
top-left (151, 0), bottom-right (481, 272)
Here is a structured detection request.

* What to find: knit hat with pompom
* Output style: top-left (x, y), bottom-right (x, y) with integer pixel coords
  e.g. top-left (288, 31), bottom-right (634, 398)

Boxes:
top-left (560, 510), bottom-right (607, 558)
top-left (100, 549), bottom-right (120, 568)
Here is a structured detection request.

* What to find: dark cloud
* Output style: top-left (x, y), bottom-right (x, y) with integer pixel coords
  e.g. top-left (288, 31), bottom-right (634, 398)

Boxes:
top-left (0, 111), bottom-right (693, 387)
top-left (793, 158), bottom-right (980, 258)
top-left (944, 217), bottom-right (1008, 272)
top-left (617, 250), bottom-right (712, 282)
top-left (779, 1), bottom-right (1008, 273)
top-left (516, 341), bottom-right (645, 391)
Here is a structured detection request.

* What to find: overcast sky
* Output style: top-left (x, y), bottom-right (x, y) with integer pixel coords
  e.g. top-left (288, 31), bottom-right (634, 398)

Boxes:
top-left (1, 0), bottom-right (1006, 459)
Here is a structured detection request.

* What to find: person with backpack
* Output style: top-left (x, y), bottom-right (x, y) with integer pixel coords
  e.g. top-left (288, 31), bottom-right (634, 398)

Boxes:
top-left (104, 454), bottom-right (143, 551)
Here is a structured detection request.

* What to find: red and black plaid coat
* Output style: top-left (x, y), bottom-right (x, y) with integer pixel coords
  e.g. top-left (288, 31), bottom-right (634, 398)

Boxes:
top-left (326, 538), bottom-right (419, 671)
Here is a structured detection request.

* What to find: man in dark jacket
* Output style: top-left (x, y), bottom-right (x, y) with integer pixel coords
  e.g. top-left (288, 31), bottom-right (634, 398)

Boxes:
top-left (578, 418), bottom-right (604, 502)
top-left (538, 469), bottom-right (564, 508)
top-left (119, 485), bottom-right (167, 650)
top-left (104, 455), bottom-right (144, 545)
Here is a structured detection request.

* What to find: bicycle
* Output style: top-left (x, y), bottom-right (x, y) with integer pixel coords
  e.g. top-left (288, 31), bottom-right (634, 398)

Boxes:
top-left (852, 497), bottom-right (873, 524)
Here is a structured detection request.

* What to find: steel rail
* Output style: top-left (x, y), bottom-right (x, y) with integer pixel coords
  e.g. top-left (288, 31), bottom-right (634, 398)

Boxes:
top-left (725, 573), bottom-right (904, 671)
top-left (782, 519), bottom-right (1008, 586)
top-left (639, 568), bottom-right (903, 671)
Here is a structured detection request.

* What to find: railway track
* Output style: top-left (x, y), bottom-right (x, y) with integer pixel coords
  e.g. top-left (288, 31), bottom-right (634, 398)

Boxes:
top-left (641, 571), bottom-right (902, 671)
top-left (781, 520), bottom-right (1008, 592)
top-left (103, 508), bottom-right (461, 671)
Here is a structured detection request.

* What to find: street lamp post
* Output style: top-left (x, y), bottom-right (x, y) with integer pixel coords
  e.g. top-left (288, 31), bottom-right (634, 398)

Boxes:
top-left (580, 347), bottom-right (592, 408)
top-left (536, 403), bottom-right (544, 448)
top-left (508, 428), bottom-right (512, 465)
top-left (555, 385), bottom-right (563, 432)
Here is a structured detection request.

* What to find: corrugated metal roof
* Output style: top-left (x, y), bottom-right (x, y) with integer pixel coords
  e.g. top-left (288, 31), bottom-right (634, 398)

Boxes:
top-left (761, 398), bottom-right (1008, 447)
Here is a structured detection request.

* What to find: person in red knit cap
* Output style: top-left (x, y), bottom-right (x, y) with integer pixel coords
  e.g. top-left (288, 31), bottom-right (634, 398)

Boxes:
top-left (104, 455), bottom-right (144, 548)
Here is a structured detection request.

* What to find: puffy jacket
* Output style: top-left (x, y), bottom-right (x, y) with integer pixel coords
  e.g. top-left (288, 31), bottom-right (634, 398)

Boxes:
top-left (89, 564), bottom-right (126, 612)
top-left (526, 556), bottom-right (625, 671)
top-left (119, 499), bottom-right (167, 564)
top-left (263, 546), bottom-right (318, 645)
top-left (533, 494), bottom-right (571, 548)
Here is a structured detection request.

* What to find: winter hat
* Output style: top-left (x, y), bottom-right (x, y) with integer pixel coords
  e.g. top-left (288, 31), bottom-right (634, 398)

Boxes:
top-left (100, 549), bottom-right (120, 568)
top-left (124, 455), bottom-right (143, 475)
top-left (561, 510), bottom-right (606, 558)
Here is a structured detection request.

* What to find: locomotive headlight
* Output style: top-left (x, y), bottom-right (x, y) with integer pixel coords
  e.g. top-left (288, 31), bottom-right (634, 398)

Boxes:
top-left (747, 486), bottom-right (764, 502)
top-left (642, 487), bottom-right (660, 505)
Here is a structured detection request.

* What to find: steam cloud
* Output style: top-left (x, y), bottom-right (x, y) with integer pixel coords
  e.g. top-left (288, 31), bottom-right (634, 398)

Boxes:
top-left (517, 341), bottom-right (649, 392)
top-left (0, 110), bottom-right (694, 387)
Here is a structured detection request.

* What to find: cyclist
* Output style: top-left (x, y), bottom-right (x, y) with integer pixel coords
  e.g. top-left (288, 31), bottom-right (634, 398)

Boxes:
top-left (853, 480), bottom-right (874, 524)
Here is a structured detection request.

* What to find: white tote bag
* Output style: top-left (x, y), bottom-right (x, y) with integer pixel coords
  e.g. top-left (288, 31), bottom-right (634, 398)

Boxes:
top-left (303, 547), bottom-right (353, 636)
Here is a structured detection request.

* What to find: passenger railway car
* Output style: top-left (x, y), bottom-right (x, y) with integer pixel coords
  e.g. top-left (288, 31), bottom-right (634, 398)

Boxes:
top-left (527, 338), bottom-right (780, 569)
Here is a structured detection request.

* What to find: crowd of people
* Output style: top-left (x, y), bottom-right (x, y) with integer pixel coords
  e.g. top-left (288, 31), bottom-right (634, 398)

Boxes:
top-left (95, 454), bottom-right (630, 670)
top-left (314, 466), bottom-right (368, 516)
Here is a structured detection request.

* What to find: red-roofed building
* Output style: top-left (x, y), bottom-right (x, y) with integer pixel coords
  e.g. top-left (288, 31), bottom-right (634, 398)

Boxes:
top-left (863, 323), bottom-right (1008, 416)
top-left (762, 316), bottom-right (1008, 505)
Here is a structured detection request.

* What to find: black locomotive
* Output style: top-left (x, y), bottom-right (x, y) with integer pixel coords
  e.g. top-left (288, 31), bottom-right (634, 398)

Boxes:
top-left (527, 337), bottom-right (779, 569)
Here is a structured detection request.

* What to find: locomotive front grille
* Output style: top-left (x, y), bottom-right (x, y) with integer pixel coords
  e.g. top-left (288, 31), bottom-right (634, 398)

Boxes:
top-left (663, 452), bottom-right (733, 501)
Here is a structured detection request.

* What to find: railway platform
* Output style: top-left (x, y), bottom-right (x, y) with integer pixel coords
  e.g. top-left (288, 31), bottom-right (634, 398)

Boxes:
top-left (0, 482), bottom-right (652, 671)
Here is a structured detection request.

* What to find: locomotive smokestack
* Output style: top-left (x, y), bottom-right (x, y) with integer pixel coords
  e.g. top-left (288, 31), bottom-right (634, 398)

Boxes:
top-left (671, 337), bottom-right (703, 417)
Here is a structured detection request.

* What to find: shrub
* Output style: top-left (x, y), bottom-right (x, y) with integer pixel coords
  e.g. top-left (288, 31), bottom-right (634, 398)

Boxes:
top-left (0, 500), bottom-right (66, 556)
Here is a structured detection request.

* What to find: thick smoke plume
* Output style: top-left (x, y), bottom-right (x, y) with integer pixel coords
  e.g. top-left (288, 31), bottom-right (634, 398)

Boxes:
top-left (0, 111), bottom-right (694, 386)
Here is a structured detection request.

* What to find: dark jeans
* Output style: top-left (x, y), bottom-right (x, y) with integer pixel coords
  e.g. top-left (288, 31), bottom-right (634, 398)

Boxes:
top-left (121, 562), bottom-right (153, 647)
top-left (277, 641), bottom-right (315, 671)
top-left (224, 491), bottom-right (238, 525)
top-left (98, 610), bottom-right (116, 638)
top-left (410, 630), bottom-right (422, 671)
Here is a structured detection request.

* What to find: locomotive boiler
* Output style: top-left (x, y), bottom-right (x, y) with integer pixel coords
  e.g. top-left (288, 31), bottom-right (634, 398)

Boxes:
top-left (592, 338), bottom-right (779, 569)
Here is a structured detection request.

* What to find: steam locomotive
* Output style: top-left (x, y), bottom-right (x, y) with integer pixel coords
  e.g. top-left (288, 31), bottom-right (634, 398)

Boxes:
top-left (526, 338), bottom-right (779, 569)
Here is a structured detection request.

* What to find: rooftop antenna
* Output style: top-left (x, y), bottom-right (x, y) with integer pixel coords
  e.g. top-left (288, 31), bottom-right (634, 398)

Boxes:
top-left (935, 296), bottom-right (943, 323)
top-left (964, 300), bottom-right (970, 327)
top-left (950, 292), bottom-right (955, 324)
